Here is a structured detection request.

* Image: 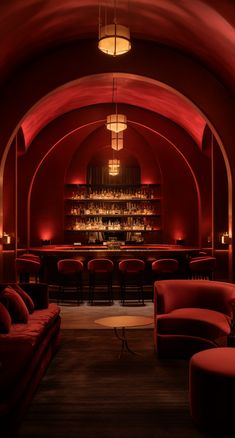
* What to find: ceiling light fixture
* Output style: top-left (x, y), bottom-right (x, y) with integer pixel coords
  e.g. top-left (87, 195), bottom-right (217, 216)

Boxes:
top-left (111, 130), bottom-right (124, 151)
top-left (106, 77), bottom-right (127, 133)
top-left (98, 1), bottom-right (131, 56)
top-left (108, 158), bottom-right (120, 176)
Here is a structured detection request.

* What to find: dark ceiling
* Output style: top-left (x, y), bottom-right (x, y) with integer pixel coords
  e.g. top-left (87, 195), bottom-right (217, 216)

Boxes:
top-left (1, 0), bottom-right (234, 148)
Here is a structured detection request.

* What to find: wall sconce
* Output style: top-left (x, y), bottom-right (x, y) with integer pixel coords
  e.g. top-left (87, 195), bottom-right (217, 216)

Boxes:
top-left (0, 232), bottom-right (11, 244)
top-left (220, 232), bottom-right (232, 244)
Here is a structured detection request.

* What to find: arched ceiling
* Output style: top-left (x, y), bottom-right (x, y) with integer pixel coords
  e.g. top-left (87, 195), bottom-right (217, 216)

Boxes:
top-left (1, 0), bottom-right (234, 148)
top-left (21, 74), bottom-right (206, 149)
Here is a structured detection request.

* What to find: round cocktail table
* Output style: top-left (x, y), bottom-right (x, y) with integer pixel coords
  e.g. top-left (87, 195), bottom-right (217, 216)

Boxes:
top-left (95, 315), bottom-right (153, 358)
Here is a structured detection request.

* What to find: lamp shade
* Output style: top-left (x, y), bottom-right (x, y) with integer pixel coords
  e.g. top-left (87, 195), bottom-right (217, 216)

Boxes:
top-left (98, 24), bottom-right (131, 56)
top-left (106, 113), bottom-right (127, 133)
top-left (108, 159), bottom-right (120, 175)
top-left (111, 131), bottom-right (123, 151)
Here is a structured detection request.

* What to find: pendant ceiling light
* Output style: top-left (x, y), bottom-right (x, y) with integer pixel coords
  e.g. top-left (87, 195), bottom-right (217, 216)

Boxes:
top-left (98, 1), bottom-right (131, 56)
top-left (108, 158), bottom-right (120, 176)
top-left (106, 111), bottom-right (127, 133)
top-left (106, 78), bottom-right (127, 133)
top-left (111, 130), bottom-right (123, 151)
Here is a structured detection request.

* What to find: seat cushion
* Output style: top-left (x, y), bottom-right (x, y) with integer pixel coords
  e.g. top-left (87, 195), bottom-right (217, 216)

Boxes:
top-left (157, 308), bottom-right (231, 340)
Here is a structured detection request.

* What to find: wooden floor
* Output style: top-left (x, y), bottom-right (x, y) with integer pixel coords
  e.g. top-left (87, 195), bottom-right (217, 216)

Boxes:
top-left (59, 299), bottom-right (154, 329)
top-left (16, 327), bottom-right (211, 438)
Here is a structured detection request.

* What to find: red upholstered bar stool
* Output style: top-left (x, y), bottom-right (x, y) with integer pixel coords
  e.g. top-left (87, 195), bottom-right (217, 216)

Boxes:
top-left (188, 256), bottom-right (216, 280)
top-left (118, 258), bottom-right (145, 305)
top-left (15, 257), bottom-right (41, 283)
top-left (20, 253), bottom-right (41, 263)
top-left (87, 258), bottom-right (114, 305)
top-left (152, 258), bottom-right (179, 280)
top-left (57, 259), bottom-right (84, 304)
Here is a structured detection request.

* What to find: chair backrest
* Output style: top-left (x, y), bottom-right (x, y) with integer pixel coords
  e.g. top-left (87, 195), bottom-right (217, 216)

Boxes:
top-left (20, 253), bottom-right (41, 263)
top-left (152, 258), bottom-right (179, 273)
top-left (87, 258), bottom-right (114, 273)
top-left (154, 279), bottom-right (235, 316)
top-left (119, 258), bottom-right (145, 273)
top-left (15, 257), bottom-right (41, 274)
top-left (57, 259), bottom-right (83, 274)
top-left (189, 256), bottom-right (216, 279)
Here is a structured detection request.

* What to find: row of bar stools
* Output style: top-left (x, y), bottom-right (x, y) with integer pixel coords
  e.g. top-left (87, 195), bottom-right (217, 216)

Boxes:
top-left (56, 257), bottom-right (147, 305)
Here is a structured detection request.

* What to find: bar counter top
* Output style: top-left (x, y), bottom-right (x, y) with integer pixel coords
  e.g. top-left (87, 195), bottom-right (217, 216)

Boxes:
top-left (18, 244), bottom-right (201, 255)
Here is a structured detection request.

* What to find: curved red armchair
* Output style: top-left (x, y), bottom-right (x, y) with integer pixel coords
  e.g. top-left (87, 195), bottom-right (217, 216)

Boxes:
top-left (154, 279), bottom-right (235, 358)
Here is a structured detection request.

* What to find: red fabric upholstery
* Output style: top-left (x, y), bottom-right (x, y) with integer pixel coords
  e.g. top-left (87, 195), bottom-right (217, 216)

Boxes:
top-left (152, 258), bottom-right (179, 273)
top-left (88, 258), bottom-right (114, 273)
top-left (154, 280), bottom-right (235, 358)
top-left (8, 284), bottom-right (35, 313)
top-left (189, 348), bottom-right (235, 433)
top-left (119, 258), bottom-right (145, 273)
top-left (15, 258), bottom-right (41, 274)
top-left (188, 256), bottom-right (216, 279)
top-left (0, 303), bottom-right (11, 333)
top-left (0, 283), bottom-right (61, 433)
top-left (157, 308), bottom-right (231, 340)
top-left (0, 288), bottom-right (29, 323)
top-left (57, 258), bottom-right (83, 274)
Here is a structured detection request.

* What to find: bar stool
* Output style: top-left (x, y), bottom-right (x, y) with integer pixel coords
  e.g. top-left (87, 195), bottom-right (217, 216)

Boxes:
top-left (20, 253), bottom-right (41, 263)
top-left (87, 258), bottom-right (114, 304)
top-left (188, 256), bottom-right (216, 280)
top-left (118, 258), bottom-right (145, 305)
top-left (152, 258), bottom-right (179, 280)
top-left (15, 257), bottom-right (41, 283)
top-left (57, 259), bottom-right (84, 304)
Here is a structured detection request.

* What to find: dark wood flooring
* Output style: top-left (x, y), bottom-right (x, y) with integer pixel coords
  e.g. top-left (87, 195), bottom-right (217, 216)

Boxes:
top-left (16, 329), bottom-right (213, 438)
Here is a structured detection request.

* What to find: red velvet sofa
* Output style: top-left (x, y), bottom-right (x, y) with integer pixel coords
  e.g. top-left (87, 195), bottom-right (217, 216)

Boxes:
top-left (154, 279), bottom-right (235, 358)
top-left (0, 282), bottom-right (61, 436)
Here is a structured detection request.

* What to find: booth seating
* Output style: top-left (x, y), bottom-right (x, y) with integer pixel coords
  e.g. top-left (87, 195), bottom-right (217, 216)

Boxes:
top-left (0, 282), bottom-right (61, 435)
top-left (154, 279), bottom-right (235, 358)
top-left (119, 258), bottom-right (145, 305)
top-left (57, 259), bottom-right (84, 304)
top-left (15, 257), bottom-right (41, 283)
top-left (87, 258), bottom-right (114, 304)
top-left (189, 348), bottom-right (235, 434)
top-left (188, 256), bottom-right (216, 280)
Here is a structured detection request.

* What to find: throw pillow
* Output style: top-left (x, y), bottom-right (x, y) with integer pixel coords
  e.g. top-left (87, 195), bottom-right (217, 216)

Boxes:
top-left (0, 302), bottom-right (11, 333)
top-left (8, 284), bottom-right (34, 314)
top-left (1, 287), bottom-right (29, 323)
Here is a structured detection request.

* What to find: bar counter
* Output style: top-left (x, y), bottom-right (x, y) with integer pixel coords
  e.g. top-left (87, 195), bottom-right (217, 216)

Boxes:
top-left (18, 244), bottom-right (202, 285)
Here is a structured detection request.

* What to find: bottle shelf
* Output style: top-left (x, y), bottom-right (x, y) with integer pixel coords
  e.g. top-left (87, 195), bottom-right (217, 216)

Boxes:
top-left (65, 214), bottom-right (160, 217)
top-left (64, 184), bottom-right (161, 243)
top-left (65, 228), bottom-right (161, 232)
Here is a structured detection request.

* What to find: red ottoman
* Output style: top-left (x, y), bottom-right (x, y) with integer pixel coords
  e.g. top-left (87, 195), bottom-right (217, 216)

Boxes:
top-left (189, 348), bottom-right (235, 433)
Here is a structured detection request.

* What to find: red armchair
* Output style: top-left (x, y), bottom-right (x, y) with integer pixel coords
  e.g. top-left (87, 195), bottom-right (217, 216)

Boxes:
top-left (154, 279), bottom-right (235, 358)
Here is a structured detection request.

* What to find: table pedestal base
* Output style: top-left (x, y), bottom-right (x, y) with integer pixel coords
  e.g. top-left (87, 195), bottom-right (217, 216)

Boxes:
top-left (114, 327), bottom-right (139, 358)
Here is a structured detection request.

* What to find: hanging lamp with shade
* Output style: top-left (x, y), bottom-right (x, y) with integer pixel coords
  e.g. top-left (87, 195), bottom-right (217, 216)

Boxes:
top-left (108, 158), bottom-right (120, 176)
top-left (106, 77), bottom-right (127, 133)
top-left (98, 1), bottom-right (131, 56)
